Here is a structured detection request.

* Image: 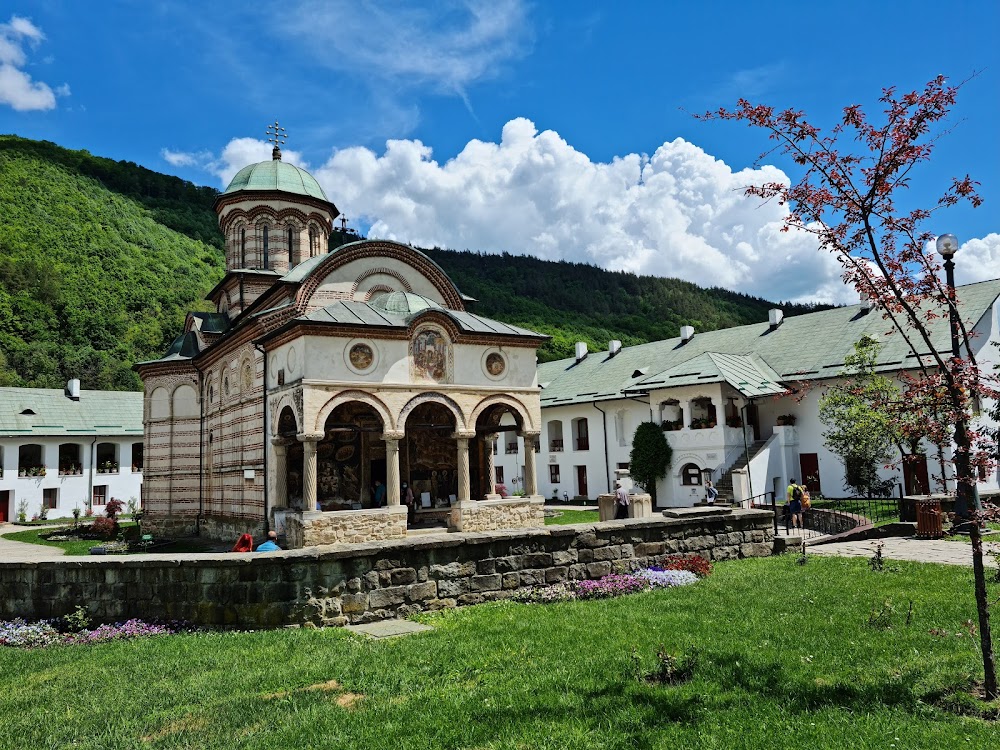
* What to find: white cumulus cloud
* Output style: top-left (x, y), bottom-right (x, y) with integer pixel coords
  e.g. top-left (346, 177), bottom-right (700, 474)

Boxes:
top-left (0, 15), bottom-right (69, 112)
top-left (161, 138), bottom-right (307, 185)
top-left (312, 118), bottom-right (846, 303)
top-left (954, 234), bottom-right (1000, 286)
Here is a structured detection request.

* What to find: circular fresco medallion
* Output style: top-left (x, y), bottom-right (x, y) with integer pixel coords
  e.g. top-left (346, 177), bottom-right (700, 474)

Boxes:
top-left (349, 343), bottom-right (374, 371)
top-left (485, 352), bottom-right (506, 377)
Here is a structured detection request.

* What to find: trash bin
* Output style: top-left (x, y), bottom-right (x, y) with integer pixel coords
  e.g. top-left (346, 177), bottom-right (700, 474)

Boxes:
top-left (916, 498), bottom-right (943, 539)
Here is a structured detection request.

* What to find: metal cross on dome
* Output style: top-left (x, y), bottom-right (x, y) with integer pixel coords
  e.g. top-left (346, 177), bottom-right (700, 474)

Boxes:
top-left (266, 120), bottom-right (287, 160)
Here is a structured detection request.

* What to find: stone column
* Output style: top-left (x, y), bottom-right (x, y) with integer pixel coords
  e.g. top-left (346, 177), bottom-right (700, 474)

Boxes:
top-left (298, 432), bottom-right (322, 511)
top-left (454, 431), bottom-right (476, 503)
top-left (485, 433), bottom-right (499, 499)
top-left (522, 432), bottom-right (540, 496)
top-left (271, 439), bottom-right (288, 508)
top-left (383, 431), bottom-right (404, 506)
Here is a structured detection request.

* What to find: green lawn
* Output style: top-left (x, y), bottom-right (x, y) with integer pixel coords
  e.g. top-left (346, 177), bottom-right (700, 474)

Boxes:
top-left (2, 523), bottom-right (220, 555)
top-left (545, 509), bottom-right (600, 525)
top-left (1, 556), bottom-right (998, 749)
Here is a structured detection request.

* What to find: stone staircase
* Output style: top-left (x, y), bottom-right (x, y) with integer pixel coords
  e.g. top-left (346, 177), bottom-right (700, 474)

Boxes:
top-left (713, 440), bottom-right (768, 501)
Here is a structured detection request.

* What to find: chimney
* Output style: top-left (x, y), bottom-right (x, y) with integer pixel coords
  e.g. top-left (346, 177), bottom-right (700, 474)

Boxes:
top-left (66, 378), bottom-right (81, 401)
top-left (608, 340), bottom-right (622, 357)
top-left (768, 309), bottom-right (784, 330)
top-left (680, 325), bottom-right (695, 343)
top-left (859, 291), bottom-right (874, 314)
top-left (574, 341), bottom-right (588, 362)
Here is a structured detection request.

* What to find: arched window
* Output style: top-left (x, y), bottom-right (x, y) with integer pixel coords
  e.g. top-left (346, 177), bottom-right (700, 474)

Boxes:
top-left (309, 226), bottom-right (317, 257)
top-left (288, 226), bottom-right (294, 262)
top-left (96, 443), bottom-right (119, 474)
top-left (681, 463), bottom-right (702, 486)
top-left (261, 224), bottom-right (269, 269)
top-left (58, 443), bottom-right (82, 475)
top-left (240, 227), bottom-right (247, 267)
top-left (131, 442), bottom-right (143, 473)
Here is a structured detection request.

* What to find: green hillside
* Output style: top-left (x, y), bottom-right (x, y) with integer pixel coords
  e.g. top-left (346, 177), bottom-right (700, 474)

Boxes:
top-left (0, 135), bottom-right (223, 390)
top-left (0, 135), bottom-right (827, 390)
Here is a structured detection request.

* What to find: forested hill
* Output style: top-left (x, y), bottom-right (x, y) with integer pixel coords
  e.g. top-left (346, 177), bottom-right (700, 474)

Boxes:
top-left (422, 248), bottom-right (826, 361)
top-left (0, 134), bottom-right (827, 390)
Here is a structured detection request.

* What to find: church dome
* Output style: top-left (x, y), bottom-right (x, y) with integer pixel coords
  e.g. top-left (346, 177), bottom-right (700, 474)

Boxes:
top-left (223, 159), bottom-right (328, 202)
top-left (369, 291), bottom-right (441, 315)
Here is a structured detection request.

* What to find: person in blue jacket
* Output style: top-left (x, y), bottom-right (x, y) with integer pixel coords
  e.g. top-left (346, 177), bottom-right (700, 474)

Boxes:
top-left (256, 530), bottom-right (281, 552)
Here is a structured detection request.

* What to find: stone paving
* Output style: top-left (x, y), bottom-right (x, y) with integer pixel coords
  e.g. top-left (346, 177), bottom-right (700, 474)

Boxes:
top-left (344, 620), bottom-right (434, 638)
top-left (809, 536), bottom-right (1000, 568)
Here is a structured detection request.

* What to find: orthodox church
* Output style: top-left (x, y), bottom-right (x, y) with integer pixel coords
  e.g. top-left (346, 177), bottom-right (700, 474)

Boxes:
top-left (136, 131), bottom-right (548, 547)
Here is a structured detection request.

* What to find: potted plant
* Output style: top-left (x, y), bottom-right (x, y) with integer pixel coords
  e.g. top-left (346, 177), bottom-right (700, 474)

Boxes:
top-left (726, 415), bottom-right (743, 428)
top-left (776, 414), bottom-right (797, 426)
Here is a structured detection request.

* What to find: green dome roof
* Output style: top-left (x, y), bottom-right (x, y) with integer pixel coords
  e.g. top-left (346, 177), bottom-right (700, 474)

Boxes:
top-left (223, 159), bottom-right (328, 202)
top-left (369, 292), bottom-right (441, 315)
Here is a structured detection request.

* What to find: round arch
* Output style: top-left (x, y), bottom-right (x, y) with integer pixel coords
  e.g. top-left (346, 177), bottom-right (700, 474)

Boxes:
top-left (314, 390), bottom-right (395, 434)
top-left (470, 394), bottom-right (533, 434)
top-left (398, 392), bottom-right (467, 433)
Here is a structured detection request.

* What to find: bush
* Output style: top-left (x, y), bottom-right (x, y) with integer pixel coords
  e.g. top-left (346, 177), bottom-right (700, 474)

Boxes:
top-left (104, 497), bottom-right (124, 519)
top-left (90, 517), bottom-right (117, 540)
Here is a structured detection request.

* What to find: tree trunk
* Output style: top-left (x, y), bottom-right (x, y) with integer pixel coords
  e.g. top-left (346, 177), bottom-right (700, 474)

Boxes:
top-left (970, 523), bottom-right (998, 700)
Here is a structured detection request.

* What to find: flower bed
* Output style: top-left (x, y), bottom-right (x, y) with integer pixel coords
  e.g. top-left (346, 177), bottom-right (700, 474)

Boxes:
top-left (0, 618), bottom-right (174, 648)
top-left (514, 555), bottom-right (710, 603)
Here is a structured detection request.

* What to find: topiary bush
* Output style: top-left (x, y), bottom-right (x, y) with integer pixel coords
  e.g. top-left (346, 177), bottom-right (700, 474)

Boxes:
top-left (629, 421), bottom-right (672, 502)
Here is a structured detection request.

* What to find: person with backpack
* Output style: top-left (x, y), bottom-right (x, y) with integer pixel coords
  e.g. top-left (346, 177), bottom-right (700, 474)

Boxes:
top-left (786, 478), bottom-right (803, 530)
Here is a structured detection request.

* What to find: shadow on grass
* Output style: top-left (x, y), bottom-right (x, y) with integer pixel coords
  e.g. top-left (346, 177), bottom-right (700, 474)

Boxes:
top-left (713, 650), bottom-right (980, 718)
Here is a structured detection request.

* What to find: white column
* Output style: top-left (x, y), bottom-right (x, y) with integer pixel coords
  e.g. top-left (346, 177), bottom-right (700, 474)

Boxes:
top-left (485, 433), bottom-right (498, 498)
top-left (455, 434), bottom-right (472, 503)
top-left (272, 439), bottom-right (288, 508)
top-left (522, 432), bottom-right (540, 496)
top-left (384, 431), bottom-right (404, 507)
top-left (298, 432), bottom-right (322, 511)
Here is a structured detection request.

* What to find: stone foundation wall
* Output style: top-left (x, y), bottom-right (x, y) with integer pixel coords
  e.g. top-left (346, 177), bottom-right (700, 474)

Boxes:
top-left (0, 508), bottom-right (774, 628)
top-left (449, 497), bottom-right (545, 532)
top-left (286, 506), bottom-right (408, 547)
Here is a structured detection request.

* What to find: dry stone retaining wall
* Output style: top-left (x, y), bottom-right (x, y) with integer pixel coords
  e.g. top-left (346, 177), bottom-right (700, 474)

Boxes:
top-left (0, 509), bottom-right (773, 628)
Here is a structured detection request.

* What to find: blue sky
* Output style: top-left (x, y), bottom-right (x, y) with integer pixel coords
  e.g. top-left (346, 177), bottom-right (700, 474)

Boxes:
top-left (2, 1), bottom-right (998, 303)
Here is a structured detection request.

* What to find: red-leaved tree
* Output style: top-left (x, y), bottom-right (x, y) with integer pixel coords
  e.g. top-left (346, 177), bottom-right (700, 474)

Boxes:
top-left (702, 75), bottom-right (998, 699)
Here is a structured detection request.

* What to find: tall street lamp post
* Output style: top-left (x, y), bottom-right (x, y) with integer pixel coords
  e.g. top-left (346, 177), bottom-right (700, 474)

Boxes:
top-left (935, 233), bottom-right (979, 521)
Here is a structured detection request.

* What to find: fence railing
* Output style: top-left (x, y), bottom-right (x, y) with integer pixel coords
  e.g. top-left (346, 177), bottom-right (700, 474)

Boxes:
top-left (747, 491), bottom-right (901, 541)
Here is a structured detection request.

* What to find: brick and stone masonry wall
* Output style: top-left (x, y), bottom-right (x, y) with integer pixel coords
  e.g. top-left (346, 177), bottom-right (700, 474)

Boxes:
top-left (0, 508), bottom-right (773, 628)
top-left (286, 506), bottom-right (409, 547)
top-left (449, 497), bottom-right (546, 532)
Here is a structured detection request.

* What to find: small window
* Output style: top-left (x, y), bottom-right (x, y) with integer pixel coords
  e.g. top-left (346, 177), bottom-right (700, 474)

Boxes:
top-left (506, 440), bottom-right (518, 454)
top-left (495, 467), bottom-right (504, 485)
top-left (288, 226), bottom-right (294, 259)
top-left (18, 444), bottom-right (44, 476)
top-left (93, 485), bottom-right (108, 506)
top-left (492, 440), bottom-right (498, 455)
top-left (43, 488), bottom-right (58, 510)
top-left (549, 465), bottom-right (561, 483)
top-left (309, 226), bottom-right (317, 256)
top-left (96, 443), bottom-right (118, 473)
top-left (240, 227), bottom-right (247, 266)
top-left (262, 225), bottom-right (269, 268)
top-left (131, 442), bottom-right (143, 472)
top-left (681, 463), bottom-right (702, 486)
top-left (20, 408), bottom-right (35, 415)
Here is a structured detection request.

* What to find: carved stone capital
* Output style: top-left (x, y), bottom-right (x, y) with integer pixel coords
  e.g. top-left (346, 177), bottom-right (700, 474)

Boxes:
top-left (381, 430), bottom-right (406, 442)
top-left (297, 432), bottom-right (324, 443)
top-left (452, 430), bottom-right (478, 441)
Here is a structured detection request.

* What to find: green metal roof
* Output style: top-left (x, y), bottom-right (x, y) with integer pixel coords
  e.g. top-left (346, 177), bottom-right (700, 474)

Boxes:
top-left (0, 388), bottom-right (143, 437)
top-left (538, 279), bottom-right (1000, 407)
top-left (223, 159), bottom-right (328, 202)
top-left (288, 300), bottom-right (546, 340)
top-left (634, 352), bottom-right (787, 398)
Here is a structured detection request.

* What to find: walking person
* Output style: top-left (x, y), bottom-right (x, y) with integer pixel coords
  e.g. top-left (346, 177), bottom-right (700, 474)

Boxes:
top-left (614, 481), bottom-right (630, 520)
top-left (373, 479), bottom-right (386, 508)
top-left (705, 479), bottom-right (719, 504)
top-left (786, 478), bottom-right (803, 530)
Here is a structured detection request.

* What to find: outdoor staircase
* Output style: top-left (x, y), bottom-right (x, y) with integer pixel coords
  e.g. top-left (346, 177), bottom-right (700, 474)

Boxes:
top-left (713, 440), bottom-right (768, 501)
